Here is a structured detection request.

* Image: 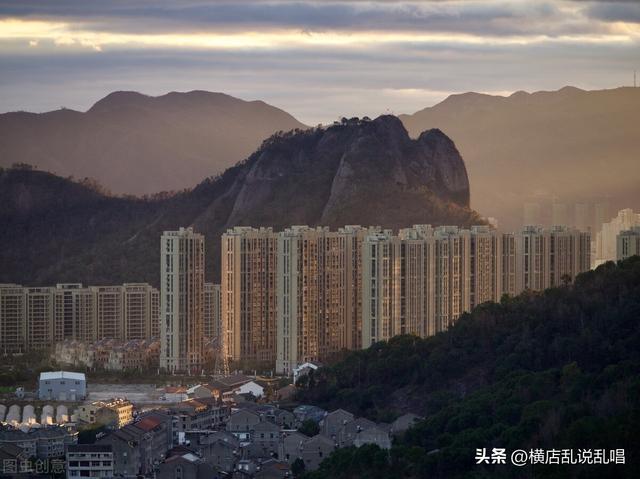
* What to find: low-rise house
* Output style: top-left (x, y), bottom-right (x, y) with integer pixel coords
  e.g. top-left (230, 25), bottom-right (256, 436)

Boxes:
top-left (274, 385), bottom-right (297, 402)
top-left (247, 421), bottom-right (279, 459)
top-left (208, 375), bottom-right (253, 402)
top-left (235, 381), bottom-right (264, 399)
top-left (185, 431), bottom-right (240, 473)
top-left (336, 418), bottom-right (376, 447)
top-left (157, 448), bottom-right (220, 479)
top-left (254, 459), bottom-right (290, 479)
top-left (35, 426), bottom-right (75, 458)
top-left (353, 425), bottom-right (391, 450)
top-left (226, 410), bottom-right (261, 441)
top-left (391, 413), bottom-right (423, 435)
top-left (320, 409), bottom-right (354, 439)
top-left (95, 398), bottom-right (134, 429)
top-left (300, 434), bottom-right (335, 471)
top-left (66, 444), bottom-right (114, 479)
top-left (278, 431), bottom-right (308, 464)
top-left (38, 371), bottom-right (86, 401)
top-left (292, 405), bottom-right (326, 424)
top-left (0, 428), bottom-right (36, 457)
top-left (170, 398), bottom-right (228, 433)
top-left (268, 409), bottom-right (296, 429)
top-left (293, 362), bottom-right (320, 384)
top-left (186, 384), bottom-right (215, 399)
top-left (98, 413), bottom-right (171, 477)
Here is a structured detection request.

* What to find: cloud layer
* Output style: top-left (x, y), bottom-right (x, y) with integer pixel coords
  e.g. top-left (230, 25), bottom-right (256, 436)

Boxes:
top-left (0, 0), bottom-right (639, 123)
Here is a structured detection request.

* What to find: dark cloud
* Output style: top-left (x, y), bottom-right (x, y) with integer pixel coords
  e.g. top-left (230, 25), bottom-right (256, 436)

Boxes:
top-left (585, 2), bottom-right (640, 23)
top-left (0, 1), bottom-right (600, 37)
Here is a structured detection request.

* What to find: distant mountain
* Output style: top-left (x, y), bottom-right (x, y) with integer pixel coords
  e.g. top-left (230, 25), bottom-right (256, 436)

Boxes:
top-left (0, 90), bottom-right (307, 195)
top-left (299, 257), bottom-right (640, 478)
top-left (400, 86), bottom-right (640, 229)
top-left (0, 116), bottom-right (482, 286)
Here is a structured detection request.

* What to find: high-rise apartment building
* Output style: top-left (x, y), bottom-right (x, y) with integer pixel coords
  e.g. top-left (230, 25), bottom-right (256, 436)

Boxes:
top-left (123, 283), bottom-right (159, 340)
top-left (222, 227), bottom-right (278, 366)
top-left (276, 226), bottom-right (372, 374)
top-left (92, 286), bottom-right (124, 340)
top-left (53, 284), bottom-right (95, 342)
top-left (25, 287), bottom-right (54, 350)
top-left (160, 227), bottom-right (205, 373)
top-left (1, 282), bottom-right (161, 354)
top-left (594, 208), bottom-right (640, 266)
top-left (0, 284), bottom-right (26, 354)
top-left (617, 227), bottom-right (640, 261)
top-left (469, 226), bottom-right (502, 308)
top-left (203, 283), bottom-right (222, 339)
top-left (516, 225), bottom-right (590, 292)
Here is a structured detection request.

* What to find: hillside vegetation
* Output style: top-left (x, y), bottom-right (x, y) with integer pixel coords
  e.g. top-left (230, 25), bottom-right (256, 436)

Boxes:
top-left (0, 116), bottom-right (481, 286)
top-left (298, 257), bottom-right (640, 478)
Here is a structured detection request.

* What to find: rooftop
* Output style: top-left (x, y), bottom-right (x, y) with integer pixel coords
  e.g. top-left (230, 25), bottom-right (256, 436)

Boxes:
top-left (39, 371), bottom-right (86, 381)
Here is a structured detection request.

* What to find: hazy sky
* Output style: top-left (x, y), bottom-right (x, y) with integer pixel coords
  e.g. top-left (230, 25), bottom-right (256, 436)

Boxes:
top-left (1, 0), bottom-right (639, 124)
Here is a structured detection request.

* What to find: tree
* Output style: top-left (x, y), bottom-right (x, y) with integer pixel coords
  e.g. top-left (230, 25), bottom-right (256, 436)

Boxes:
top-left (291, 458), bottom-right (306, 477)
top-left (298, 419), bottom-right (319, 436)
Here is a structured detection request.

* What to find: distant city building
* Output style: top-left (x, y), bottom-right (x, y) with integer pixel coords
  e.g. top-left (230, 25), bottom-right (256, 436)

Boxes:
top-left (38, 371), bottom-right (86, 401)
top-left (595, 208), bottom-right (640, 266)
top-left (160, 227), bottom-right (205, 373)
top-left (617, 227), bottom-right (640, 261)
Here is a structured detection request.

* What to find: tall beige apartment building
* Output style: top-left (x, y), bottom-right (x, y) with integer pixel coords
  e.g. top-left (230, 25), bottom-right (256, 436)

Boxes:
top-left (222, 227), bottom-right (278, 366)
top-left (0, 284), bottom-right (26, 354)
top-left (276, 226), bottom-right (372, 374)
top-left (203, 283), bottom-right (222, 339)
top-left (617, 227), bottom-right (640, 261)
top-left (123, 283), bottom-right (160, 340)
top-left (160, 227), bottom-right (205, 373)
top-left (469, 225), bottom-right (502, 307)
top-left (92, 286), bottom-right (124, 340)
top-left (516, 225), bottom-right (590, 292)
top-left (0, 283), bottom-right (160, 354)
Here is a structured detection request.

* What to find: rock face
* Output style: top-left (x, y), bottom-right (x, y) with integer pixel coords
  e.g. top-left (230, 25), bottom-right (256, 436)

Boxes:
top-left (0, 90), bottom-right (307, 195)
top-left (0, 116), bottom-right (480, 285)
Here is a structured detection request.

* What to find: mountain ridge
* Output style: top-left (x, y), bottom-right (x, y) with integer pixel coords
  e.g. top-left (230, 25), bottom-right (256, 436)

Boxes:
top-left (0, 115), bottom-right (482, 286)
top-left (0, 90), bottom-right (308, 195)
top-left (400, 86), bottom-right (640, 229)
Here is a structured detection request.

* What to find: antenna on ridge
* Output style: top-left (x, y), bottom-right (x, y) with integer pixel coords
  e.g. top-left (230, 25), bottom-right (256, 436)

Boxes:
top-left (635, 70), bottom-right (637, 88)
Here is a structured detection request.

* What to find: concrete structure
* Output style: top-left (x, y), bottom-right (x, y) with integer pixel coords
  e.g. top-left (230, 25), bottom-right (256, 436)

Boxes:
top-left (222, 227), bottom-right (279, 366)
top-left (276, 226), bottom-right (373, 375)
top-left (66, 444), bottom-right (114, 479)
top-left (0, 284), bottom-right (25, 354)
top-left (98, 413), bottom-right (172, 478)
top-left (94, 399), bottom-right (134, 429)
top-left (516, 225), bottom-right (590, 291)
top-left (617, 227), bottom-right (640, 261)
top-left (235, 381), bottom-right (265, 399)
top-left (160, 227), bottom-right (205, 373)
top-left (203, 283), bottom-right (221, 340)
top-left (2, 283), bottom-right (159, 354)
top-left (594, 208), bottom-right (640, 266)
top-left (38, 371), bottom-right (86, 401)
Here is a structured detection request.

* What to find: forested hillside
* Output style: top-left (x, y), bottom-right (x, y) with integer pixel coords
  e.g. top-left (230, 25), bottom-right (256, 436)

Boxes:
top-left (298, 257), bottom-right (640, 478)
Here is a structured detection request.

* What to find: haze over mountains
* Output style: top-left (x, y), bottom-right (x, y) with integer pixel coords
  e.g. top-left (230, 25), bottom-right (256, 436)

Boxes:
top-left (400, 86), bottom-right (640, 228)
top-left (0, 116), bottom-right (480, 286)
top-left (0, 90), bottom-right (307, 195)
top-left (1, 86), bottom-right (638, 229)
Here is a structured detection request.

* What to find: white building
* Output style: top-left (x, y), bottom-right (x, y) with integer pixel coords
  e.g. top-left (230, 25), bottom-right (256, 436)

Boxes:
top-left (38, 371), bottom-right (86, 401)
top-left (160, 227), bottom-right (205, 373)
top-left (617, 227), bottom-right (640, 261)
top-left (66, 444), bottom-right (114, 479)
top-left (234, 381), bottom-right (264, 398)
top-left (595, 208), bottom-right (640, 266)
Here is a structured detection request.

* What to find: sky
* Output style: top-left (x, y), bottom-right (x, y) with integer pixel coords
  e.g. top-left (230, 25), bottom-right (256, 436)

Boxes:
top-left (0, 0), bottom-right (639, 124)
